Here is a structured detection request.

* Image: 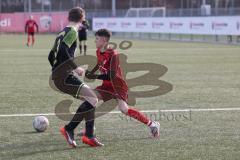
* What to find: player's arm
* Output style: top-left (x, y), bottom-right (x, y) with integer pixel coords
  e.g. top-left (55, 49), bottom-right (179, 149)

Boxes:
top-left (85, 70), bottom-right (115, 80)
top-left (85, 20), bottom-right (90, 29)
top-left (48, 36), bottom-right (60, 67)
top-left (86, 64), bottom-right (99, 74)
top-left (48, 50), bottom-right (55, 67)
top-left (34, 21), bottom-right (39, 32)
top-left (25, 21), bottom-right (28, 33)
top-left (86, 53), bottom-right (118, 80)
top-left (85, 64), bottom-right (99, 79)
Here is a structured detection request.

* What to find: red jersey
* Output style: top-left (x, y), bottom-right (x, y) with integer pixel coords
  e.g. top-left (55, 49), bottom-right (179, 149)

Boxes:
top-left (96, 48), bottom-right (128, 93)
top-left (25, 19), bottom-right (38, 33)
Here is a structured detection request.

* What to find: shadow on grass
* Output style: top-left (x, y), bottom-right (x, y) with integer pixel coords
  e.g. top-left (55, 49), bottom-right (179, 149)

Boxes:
top-left (10, 130), bottom-right (43, 136)
top-left (99, 136), bottom-right (152, 143)
top-left (2, 144), bottom-right (90, 160)
top-left (22, 131), bottom-right (41, 134)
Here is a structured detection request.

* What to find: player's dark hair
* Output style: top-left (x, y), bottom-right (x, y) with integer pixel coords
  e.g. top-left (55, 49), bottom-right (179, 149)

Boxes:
top-left (95, 29), bottom-right (111, 41)
top-left (68, 7), bottom-right (84, 22)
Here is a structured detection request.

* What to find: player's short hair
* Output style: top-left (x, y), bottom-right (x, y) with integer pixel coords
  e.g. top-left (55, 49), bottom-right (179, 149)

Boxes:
top-left (95, 29), bottom-right (112, 41)
top-left (68, 7), bottom-right (84, 23)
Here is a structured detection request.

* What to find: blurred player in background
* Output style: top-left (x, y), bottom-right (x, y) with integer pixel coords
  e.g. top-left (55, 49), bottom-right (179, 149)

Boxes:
top-left (25, 15), bottom-right (39, 46)
top-left (48, 7), bottom-right (103, 148)
top-left (78, 18), bottom-right (89, 55)
top-left (85, 29), bottom-right (160, 139)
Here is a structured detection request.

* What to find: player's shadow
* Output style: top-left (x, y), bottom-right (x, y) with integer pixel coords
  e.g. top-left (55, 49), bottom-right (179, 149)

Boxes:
top-left (22, 131), bottom-right (41, 134)
top-left (2, 143), bottom-right (90, 160)
top-left (103, 136), bottom-right (152, 143)
top-left (3, 148), bottom-right (71, 160)
top-left (10, 131), bottom-right (48, 136)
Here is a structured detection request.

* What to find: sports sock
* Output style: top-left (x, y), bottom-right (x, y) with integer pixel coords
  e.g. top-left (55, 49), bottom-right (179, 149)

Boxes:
top-left (79, 45), bottom-right (82, 54)
top-left (127, 108), bottom-right (151, 126)
top-left (65, 101), bottom-right (94, 131)
top-left (84, 45), bottom-right (87, 54)
top-left (85, 120), bottom-right (94, 138)
top-left (85, 107), bottom-right (95, 138)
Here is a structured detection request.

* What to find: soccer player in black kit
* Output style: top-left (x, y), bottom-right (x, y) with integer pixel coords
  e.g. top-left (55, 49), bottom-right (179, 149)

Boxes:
top-left (48, 7), bottom-right (103, 148)
top-left (78, 19), bottom-right (89, 55)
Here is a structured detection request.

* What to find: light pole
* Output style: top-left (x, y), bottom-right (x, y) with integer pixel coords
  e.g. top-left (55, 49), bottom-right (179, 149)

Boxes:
top-left (28, 0), bottom-right (31, 13)
top-left (202, 0), bottom-right (206, 5)
top-left (112, 0), bottom-right (116, 16)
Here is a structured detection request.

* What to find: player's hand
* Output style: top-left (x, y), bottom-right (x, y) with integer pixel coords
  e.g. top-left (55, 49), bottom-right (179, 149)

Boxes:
top-left (85, 70), bottom-right (98, 79)
top-left (85, 70), bottom-right (92, 76)
top-left (74, 67), bottom-right (85, 76)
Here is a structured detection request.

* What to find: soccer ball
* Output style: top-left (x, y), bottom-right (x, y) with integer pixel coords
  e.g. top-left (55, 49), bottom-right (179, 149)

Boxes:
top-left (33, 116), bottom-right (49, 132)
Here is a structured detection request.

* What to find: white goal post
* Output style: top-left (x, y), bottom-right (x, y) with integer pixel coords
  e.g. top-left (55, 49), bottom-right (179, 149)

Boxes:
top-left (125, 7), bottom-right (166, 17)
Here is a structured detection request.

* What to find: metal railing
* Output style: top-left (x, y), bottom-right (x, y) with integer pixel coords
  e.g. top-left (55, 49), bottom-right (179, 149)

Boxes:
top-left (1, 0), bottom-right (240, 18)
top-left (84, 8), bottom-right (240, 18)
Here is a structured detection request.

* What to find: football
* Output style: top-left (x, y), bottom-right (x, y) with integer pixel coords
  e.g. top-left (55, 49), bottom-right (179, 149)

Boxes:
top-left (33, 116), bottom-right (49, 132)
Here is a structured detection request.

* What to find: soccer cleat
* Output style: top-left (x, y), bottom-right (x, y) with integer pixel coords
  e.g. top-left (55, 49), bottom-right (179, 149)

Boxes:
top-left (60, 127), bottom-right (77, 148)
top-left (82, 135), bottom-right (104, 147)
top-left (149, 121), bottom-right (160, 138)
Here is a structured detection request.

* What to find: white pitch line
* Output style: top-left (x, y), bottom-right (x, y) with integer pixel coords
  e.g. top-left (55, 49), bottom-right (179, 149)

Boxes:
top-left (0, 49), bottom-right (96, 52)
top-left (0, 107), bottom-right (240, 117)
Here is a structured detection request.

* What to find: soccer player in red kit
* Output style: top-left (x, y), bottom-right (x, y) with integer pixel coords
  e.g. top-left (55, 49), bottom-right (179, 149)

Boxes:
top-left (84, 29), bottom-right (160, 139)
top-left (25, 15), bottom-right (39, 46)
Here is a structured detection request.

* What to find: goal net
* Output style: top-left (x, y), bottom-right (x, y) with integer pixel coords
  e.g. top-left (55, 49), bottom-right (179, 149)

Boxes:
top-left (125, 7), bottom-right (166, 17)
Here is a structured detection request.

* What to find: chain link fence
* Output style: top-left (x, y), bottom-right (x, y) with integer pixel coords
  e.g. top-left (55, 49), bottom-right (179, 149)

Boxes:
top-left (1, 0), bottom-right (240, 44)
top-left (1, 0), bottom-right (240, 18)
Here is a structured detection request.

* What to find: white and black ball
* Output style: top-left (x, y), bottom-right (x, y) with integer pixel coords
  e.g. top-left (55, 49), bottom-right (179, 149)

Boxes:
top-left (33, 116), bottom-right (49, 132)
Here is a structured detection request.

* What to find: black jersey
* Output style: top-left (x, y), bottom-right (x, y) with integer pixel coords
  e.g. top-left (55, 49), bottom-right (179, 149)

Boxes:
top-left (78, 20), bottom-right (89, 34)
top-left (48, 26), bottom-right (78, 71)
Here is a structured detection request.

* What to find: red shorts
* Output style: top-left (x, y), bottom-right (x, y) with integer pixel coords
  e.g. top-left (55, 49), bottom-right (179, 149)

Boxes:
top-left (95, 85), bottom-right (128, 102)
top-left (28, 32), bottom-right (35, 36)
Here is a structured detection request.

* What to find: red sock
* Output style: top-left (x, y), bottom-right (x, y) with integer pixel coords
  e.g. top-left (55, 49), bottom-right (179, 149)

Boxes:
top-left (127, 108), bottom-right (151, 126)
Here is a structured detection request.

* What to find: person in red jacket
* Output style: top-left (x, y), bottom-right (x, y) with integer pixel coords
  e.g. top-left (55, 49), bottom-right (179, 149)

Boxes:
top-left (25, 15), bottom-right (39, 46)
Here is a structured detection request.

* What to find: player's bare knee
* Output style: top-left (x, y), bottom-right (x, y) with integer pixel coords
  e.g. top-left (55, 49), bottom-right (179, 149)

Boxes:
top-left (92, 97), bottom-right (98, 106)
top-left (86, 97), bottom-right (98, 107)
top-left (118, 105), bottom-right (128, 114)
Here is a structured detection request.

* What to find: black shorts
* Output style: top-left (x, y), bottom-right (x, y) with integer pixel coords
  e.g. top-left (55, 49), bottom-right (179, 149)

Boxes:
top-left (28, 32), bottom-right (35, 36)
top-left (78, 32), bottom-right (87, 41)
top-left (53, 74), bottom-right (84, 99)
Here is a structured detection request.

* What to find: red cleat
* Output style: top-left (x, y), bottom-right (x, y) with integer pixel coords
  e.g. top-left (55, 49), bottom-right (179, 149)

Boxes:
top-left (82, 135), bottom-right (104, 147)
top-left (60, 127), bottom-right (77, 148)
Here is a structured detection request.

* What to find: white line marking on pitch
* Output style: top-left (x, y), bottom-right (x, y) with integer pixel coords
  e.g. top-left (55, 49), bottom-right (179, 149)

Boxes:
top-left (0, 107), bottom-right (240, 117)
top-left (0, 49), bottom-right (96, 52)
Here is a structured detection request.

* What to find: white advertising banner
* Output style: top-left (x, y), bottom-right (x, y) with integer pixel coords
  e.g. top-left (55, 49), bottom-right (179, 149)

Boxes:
top-left (93, 16), bottom-right (240, 35)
